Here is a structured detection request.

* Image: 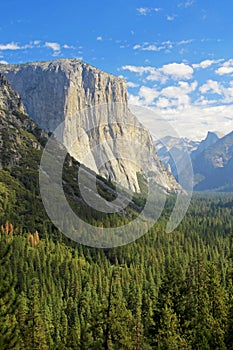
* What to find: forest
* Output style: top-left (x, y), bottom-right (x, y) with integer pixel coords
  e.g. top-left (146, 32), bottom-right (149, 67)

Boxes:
top-left (1, 189), bottom-right (233, 349)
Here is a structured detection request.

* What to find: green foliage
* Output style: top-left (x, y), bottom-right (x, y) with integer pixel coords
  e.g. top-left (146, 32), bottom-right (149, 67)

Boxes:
top-left (0, 193), bottom-right (233, 348)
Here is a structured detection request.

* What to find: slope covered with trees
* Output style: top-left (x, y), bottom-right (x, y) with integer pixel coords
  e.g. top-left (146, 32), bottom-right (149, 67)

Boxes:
top-left (1, 193), bottom-right (233, 349)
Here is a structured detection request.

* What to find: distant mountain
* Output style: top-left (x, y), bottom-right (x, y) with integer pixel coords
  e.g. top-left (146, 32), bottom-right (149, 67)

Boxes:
top-left (154, 135), bottom-right (199, 178)
top-left (155, 131), bottom-right (233, 192)
top-left (191, 131), bottom-right (222, 160)
top-left (193, 131), bottom-right (233, 191)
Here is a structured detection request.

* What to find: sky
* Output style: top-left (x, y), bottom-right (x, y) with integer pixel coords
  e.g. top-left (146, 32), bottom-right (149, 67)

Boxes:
top-left (1, 0), bottom-right (233, 140)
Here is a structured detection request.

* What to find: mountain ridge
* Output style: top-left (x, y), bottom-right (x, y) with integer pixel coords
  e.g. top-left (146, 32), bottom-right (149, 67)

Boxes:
top-left (0, 59), bottom-right (179, 193)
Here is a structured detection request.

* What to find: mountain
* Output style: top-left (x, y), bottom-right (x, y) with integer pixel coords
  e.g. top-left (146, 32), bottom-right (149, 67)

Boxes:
top-left (192, 131), bottom-right (233, 191)
top-left (0, 73), bottom-right (145, 236)
top-left (154, 131), bottom-right (233, 192)
top-left (191, 131), bottom-right (221, 160)
top-left (154, 135), bottom-right (199, 178)
top-left (0, 59), bottom-right (179, 193)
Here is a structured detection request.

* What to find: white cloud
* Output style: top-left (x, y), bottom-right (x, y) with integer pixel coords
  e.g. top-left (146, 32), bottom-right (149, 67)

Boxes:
top-left (178, 0), bottom-right (195, 8)
top-left (216, 59), bottom-right (233, 75)
top-left (45, 42), bottom-right (61, 52)
top-left (199, 80), bottom-right (233, 103)
top-left (138, 86), bottom-right (160, 104)
top-left (200, 80), bottom-right (222, 95)
top-left (137, 7), bottom-right (149, 15)
top-left (128, 81), bottom-right (197, 108)
top-left (63, 44), bottom-right (75, 49)
top-left (132, 38), bottom-right (195, 54)
top-left (133, 39), bottom-right (195, 53)
top-left (122, 65), bottom-right (155, 75)
top-left (147, 62), bottom-right (193, 82)
top-left (122, 62), bottom-right (193, 83)
top-left (132, 101), bottom-right (233, 140)
top-left (160, 63), bottom-right (193, 79)
top-left (178, 39), bottom-right (194, 45)
top-left (0, 60), bottom-right (8, 64)
top-left (142, 45), bottom-right (163, 52)
top-left (193, 59), bottom-right (222, 69)
top-left (96, 36), bottom-right (103, 41)
top-left (133, 43), bottom-right (165, 51)
top-left (166, 15), bottom-right (176, 21)
top-left (136, 7), bottom-right (161, 16)
top-left (153, 81), bottom-right (197, 108)
top-left (124, 58), bottom-right (233, 140)
top-left (184, 0), bottom-right (195, 7)
top-left (127, 81), bottom-right (139, 88)
top-left (0, 42), bottom-right (21, 50)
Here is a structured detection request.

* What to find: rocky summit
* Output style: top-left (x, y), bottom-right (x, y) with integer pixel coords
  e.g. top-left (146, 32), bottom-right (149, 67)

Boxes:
top-left (0, 59), bottom-right (179, 192)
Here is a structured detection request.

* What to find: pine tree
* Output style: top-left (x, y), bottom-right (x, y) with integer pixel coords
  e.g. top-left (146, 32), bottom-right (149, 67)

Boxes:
top-left (0, 237), bottom-right (21, 349)
top-left (156, 294), bottom-right (188, 350)
top-left (27, 278), bottom-right (48, 350)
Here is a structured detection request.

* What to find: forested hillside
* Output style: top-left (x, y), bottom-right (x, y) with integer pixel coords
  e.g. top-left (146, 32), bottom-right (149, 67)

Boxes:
top-left (1, 193), bottom-right (233, 349)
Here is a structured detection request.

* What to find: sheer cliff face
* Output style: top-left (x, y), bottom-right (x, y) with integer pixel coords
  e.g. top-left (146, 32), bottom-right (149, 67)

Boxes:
top-left (0, 59), bottom-right (178, 192)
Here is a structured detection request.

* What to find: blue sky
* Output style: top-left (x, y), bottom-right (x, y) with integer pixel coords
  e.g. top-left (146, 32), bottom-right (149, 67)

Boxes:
top-left (1, 0), bottom-right (233, 139)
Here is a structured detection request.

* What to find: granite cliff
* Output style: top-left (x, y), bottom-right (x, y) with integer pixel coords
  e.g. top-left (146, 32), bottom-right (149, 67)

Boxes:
top-left (0, 59), bottom-right (179, 192)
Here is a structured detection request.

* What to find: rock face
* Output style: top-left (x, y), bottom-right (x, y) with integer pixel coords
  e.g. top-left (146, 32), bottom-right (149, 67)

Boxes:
top-left (0, 73), bottom-right (25, 114)
top-left (191, 131), bottom-right (221, 160)
top-left (0, 59), bottom-right (179, 192)
top-left (0, 73), bottom-right (45, 169)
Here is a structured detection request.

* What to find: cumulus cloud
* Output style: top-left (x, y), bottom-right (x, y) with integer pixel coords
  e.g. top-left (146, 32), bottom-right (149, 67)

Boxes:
top-left (0, 60), bottom-right (8, 64)
top-left (127, 81), bottom-right (197, 109)
top-left (63, 44), bottom-right (75, 49)
top-left (193, 59), bottom-right (222, 69)
top-left (127, 82), bottom-right (139, 88)
top-left (158, 62), bottom-right (194, 80)
top-left (45, 42), bottom-right (61, 52)
top-left (131, 100), bottom-right (233, 140)
top-left (96, 36), bottom-right (103, 41)
top-left (122, 62), bottom-right (194, 82)
top-left (0, 42), bottom-right (21, 50)
top-left (138, 86), bottom-right (160, 104)
top-left (216, 59), bottom-right (233, 75)
top-left (200, 80), bottom-right (222, 95)
top-left (124, 57), bottom-right (233, 140)
top-left (122, 65), bottom-right (155, 75)
top-left (199, 80), bottom-right (233, 103)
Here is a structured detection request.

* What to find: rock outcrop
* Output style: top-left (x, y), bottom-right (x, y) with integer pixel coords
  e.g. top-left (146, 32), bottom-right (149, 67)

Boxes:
top-left (0, 73), bottom-right (46, 169)
top-left (0, 59), bottom-right (179, 192)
